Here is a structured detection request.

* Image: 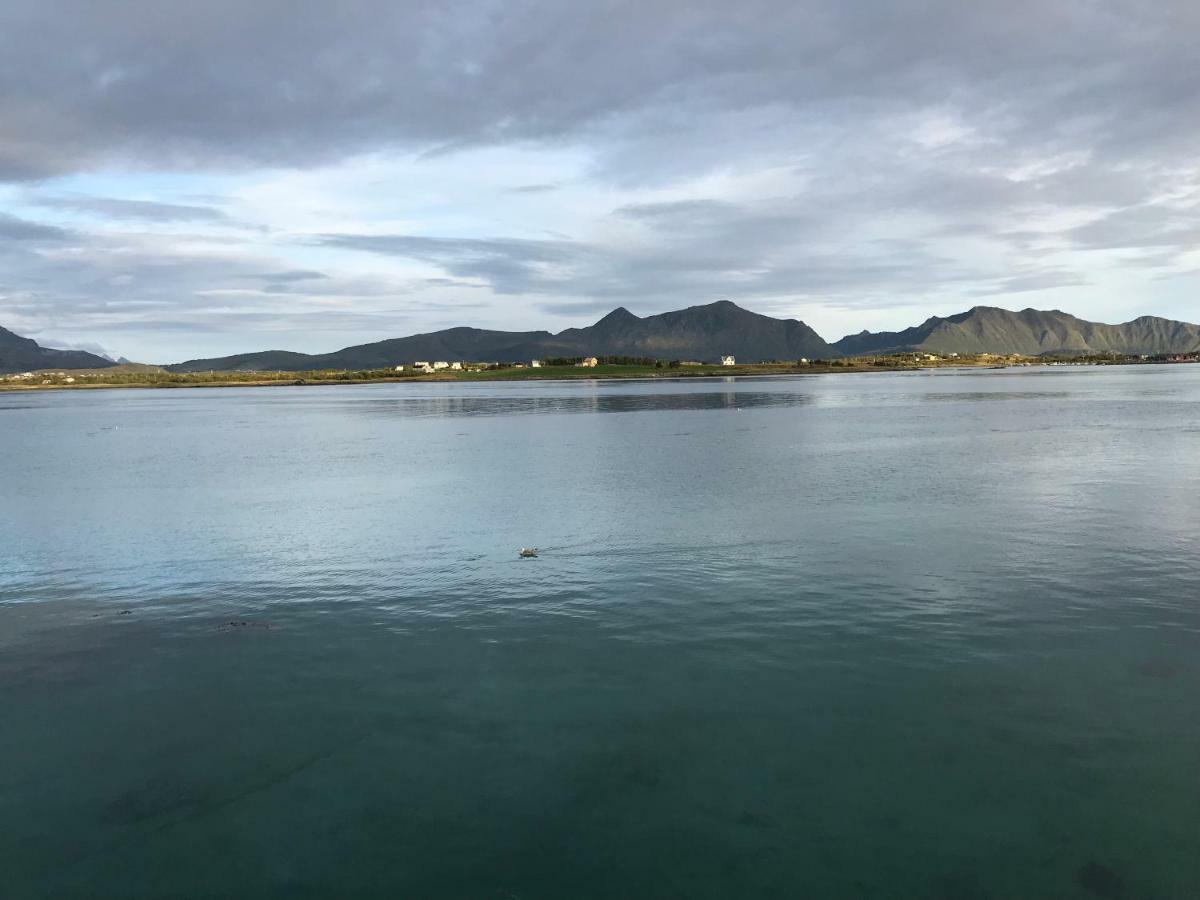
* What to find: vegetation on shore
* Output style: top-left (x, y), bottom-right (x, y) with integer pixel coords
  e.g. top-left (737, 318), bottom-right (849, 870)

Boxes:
top-left (2, 351), bottom-right (1195, 392)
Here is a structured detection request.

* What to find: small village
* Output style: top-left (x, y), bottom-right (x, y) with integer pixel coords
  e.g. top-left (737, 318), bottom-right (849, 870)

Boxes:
top-left (391, 355), bottom-right (743, 374)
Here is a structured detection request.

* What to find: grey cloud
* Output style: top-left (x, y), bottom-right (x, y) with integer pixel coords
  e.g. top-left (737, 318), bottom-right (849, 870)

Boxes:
top-left (246, 269), bottom-right (328, 282)
top-left (1067, 205), bottom-right (1200, 251)
top-left (968, 270), bottom-right (1091, 296)
top-left (508, 183), bottom-right (561, 194)
top-left (0, 229), bottom-right (429, 348)
top-left (314, 219), bottom-right (981, 310)
top-left (0, 1), bottom-right (1196, 182)
top-left (318, 234), bottom-right (577, 264)
top-left (32, 193), bottom-right (229, 222)
top-left (35, 338), bottom-right (115, 358)
top-left (0, 212), bottom-right (69, 241)
top-left (616, 199), bottom-right (735, 220)
top-left (316, 233), bottom-right (584, 295)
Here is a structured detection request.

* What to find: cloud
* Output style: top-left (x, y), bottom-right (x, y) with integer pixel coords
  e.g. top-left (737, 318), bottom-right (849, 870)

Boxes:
top-left (315, 233), bottom-right (583, 294)
top-left (508, 183), bottom-right (561, 194)
top-left (0, 225), bottom-right (463, 359)
top-left (246, 269), bottom-right (328, 283)
top-left (313, 215), bottom-right (981, 310)
top-left (32, 193), bottom-right (230, 222)
top-left (968, 270), bottom-right (1091, 296)
top-left (35, 338), bottom-right (115, 359)
top-left (0, 1), bottom-right (1197, 182)
top-left (0, 212), bottom-right (69, 241)
top-left (1066, 204), bottom-right (1200, 251)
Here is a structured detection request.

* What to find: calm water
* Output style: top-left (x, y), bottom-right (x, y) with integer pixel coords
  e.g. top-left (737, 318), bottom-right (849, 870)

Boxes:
top-left (2, 367), bottom-right (1199, 898)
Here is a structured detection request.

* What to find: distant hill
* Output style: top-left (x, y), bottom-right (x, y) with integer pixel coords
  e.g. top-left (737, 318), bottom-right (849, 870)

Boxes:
top-left (167, 301), bottom-right (832, 371)
top-left (167, 328), bottom-right (555, 373)
top-left (831, 307), bottom-right (1200, 357)
top-left (0, 326), bottom-right (119, 374)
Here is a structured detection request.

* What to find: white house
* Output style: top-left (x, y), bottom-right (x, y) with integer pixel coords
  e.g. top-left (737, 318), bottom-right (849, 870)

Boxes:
top-left (417, 364), bottom-right (435, 373)
top-left (449, 362), bottom-right (463, 370)
top-left (530, 360), bottom-right (542, 368)
top-left (394, 365), bottom-right (405, 372)
top-left (577, 357), bottom-right (599, 368)
top-left (432, 361), bottom-right (450, 370)
top-left (720, 355), bottom-right (736, 366)
top-left (414, 360), bottom-right (430, 368)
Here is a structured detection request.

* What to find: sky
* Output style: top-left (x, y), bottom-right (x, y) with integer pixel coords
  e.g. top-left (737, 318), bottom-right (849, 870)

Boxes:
top-left (1, 0), bottom-right (1197, 363)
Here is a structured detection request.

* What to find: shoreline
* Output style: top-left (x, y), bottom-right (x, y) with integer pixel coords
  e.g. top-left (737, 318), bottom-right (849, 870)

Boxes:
top-left (0, 366), bottom-right (894, 392)
top-left (2, 357), bottom-right (1190, 393)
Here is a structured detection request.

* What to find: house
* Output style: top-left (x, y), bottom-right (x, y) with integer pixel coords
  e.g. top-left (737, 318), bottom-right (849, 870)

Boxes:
top-left (449, 362), bottom-right (463, 370)
top-left (432, 361), bottom-right (450, 370)
top-left (394, 365), bottom-right (405, 372)
top-left (577, 357), bottom-right (599, 368)
top-left (720, 355), bottom-right (736, 366)
top-left (414, 360), bottom-right (430, 368)
top-left (798, 358), bottom-right (809, 365)
top-left (417, 364), bottom-right (435, 373)
top-left (530, 360), bottom-right (542, 368)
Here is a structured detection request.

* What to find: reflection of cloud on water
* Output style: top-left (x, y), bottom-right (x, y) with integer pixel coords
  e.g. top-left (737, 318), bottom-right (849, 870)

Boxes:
top-left (353, 392), bottom-right (815, 419)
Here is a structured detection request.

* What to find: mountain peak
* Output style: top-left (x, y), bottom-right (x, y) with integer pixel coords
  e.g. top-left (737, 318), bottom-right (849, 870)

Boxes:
top-left (595, 306), bottom-right (640, 325)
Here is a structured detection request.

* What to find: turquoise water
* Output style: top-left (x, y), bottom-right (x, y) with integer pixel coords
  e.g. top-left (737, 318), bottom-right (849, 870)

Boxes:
top-left (2, 367), bottom-right (1199, 898)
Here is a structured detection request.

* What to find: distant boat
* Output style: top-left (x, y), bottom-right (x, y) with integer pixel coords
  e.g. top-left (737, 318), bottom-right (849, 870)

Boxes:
top-left (518, 548), bottom-right (538, 558)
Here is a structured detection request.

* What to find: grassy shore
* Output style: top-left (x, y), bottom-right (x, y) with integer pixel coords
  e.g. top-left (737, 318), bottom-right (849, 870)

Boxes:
top-left (2, 354), bottom-right (1176, 392)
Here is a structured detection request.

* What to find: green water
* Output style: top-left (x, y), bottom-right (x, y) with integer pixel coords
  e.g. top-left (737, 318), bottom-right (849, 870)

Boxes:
top-left (2, 367), bottom-right (1198, 897)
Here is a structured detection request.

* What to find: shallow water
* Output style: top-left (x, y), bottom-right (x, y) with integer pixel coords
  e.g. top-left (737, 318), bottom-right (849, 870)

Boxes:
top-left (2, 367), bottom-right (1199, 898)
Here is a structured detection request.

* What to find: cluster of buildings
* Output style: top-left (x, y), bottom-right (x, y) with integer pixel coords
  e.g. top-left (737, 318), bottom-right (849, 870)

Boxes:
top-left (386, 354), bottom-right (740, 373)
top-left (2, 371), bottom-right (75, 384)
top-left (393, 361), bottom-right (465, 374)
top-left (389, 356), bottom-right (602, 372)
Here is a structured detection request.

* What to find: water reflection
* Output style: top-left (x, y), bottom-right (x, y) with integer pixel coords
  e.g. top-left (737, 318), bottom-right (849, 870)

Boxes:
top-left (354, 390), bottom-right (814, 419)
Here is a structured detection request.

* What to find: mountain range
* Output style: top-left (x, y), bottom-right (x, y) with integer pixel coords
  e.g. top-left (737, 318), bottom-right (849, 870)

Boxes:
top-left (166, 301), bottom-right (831, 372)
top-left (166, 302), bottom-right (1200, 372)
top-left (834, 306), bottom-right (1200, 357)
top-left (4, 302), bottom-right (1199, 375)
top-left (0, 325), bottom-right (118, 374)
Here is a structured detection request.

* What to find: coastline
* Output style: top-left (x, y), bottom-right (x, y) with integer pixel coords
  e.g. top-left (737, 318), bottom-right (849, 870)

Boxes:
top-left (0, 361), bottom-right (1004, 392)
top-left (3, 356), bottom-right (1191, 393)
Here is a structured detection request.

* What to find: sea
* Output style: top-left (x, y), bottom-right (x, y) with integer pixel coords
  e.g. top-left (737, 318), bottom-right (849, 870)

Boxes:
top-left (2, 365), bottom-right (1198, 898)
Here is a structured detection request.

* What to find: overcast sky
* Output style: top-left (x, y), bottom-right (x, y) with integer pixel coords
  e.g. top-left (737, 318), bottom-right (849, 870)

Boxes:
top-left (1, 0), bottom-right (1197, 361)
